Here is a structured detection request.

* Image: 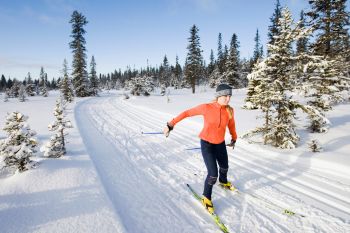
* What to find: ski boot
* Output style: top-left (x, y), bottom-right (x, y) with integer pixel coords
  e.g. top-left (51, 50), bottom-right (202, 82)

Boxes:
top-left (219, 181), bottom-right (236, 191)
top-left (201, 196), bottom-right (214, 214)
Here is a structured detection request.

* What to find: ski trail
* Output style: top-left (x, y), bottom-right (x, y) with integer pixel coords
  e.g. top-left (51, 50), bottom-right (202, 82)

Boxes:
top-left (75, 97), bottom-right (200, 233)
top-left (75, 95), bottom-right (350, 233)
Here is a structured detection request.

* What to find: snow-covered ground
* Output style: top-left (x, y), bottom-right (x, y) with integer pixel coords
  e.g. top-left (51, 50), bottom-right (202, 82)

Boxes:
top-left (0, 88), bottom-right (349, 233)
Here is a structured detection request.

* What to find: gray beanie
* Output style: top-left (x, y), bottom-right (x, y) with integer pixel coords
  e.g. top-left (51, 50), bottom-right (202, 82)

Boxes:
top-left (215, 84), bottom-right (232, 97)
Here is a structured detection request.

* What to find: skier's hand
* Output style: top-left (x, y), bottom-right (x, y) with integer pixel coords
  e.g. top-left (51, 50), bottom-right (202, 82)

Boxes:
top-left (163, 122), bottom-right (173, 137)
top-left (227, 139), bottom-right (236, 149)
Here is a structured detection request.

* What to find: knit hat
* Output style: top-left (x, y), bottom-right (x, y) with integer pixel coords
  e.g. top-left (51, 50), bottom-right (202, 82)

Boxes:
top-left (215, 84), bottom-right (232, 97)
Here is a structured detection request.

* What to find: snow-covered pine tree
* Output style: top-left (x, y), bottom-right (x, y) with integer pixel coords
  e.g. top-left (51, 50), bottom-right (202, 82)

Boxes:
top-left (25, 72), bottom-right (36, 96)
top-left (223, 33), bottom-right (241, 88)
top-left (18, 84), bottom-right (26, 102)
top-left (184, 25), bottom-right (203, 93)
top-left (307, 0), bottom-right (350, 95)
top-left (208, 66), bottom-right (221, 88)
top-left (159, 55), bottom-right (170, 88)
top-left (89, 55), bottom-right (99, 96)
top-left (208, 49), bottom-right (216, 77)
top-left (245, 8), bottom-right (311, 149)
top-left (69, 10), bottom-right (90, 97)
top-left (9, 79), bottom-right (20, 98)
top-left (60, 59), bottom-right (74, 103)
top-left (173, 55), bottom-right (183, 89)
top-left (41, 98), bottom-right (73, 158)
top-left (39, 67), bottom-right (48, 97)
top-left (128, 74), bottom-right (154, 96)
top-left (0, 112), bottom-right (37, 172)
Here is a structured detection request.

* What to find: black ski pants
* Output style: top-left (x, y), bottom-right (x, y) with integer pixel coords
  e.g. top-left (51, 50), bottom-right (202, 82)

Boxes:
top-left (200, 139), bottom-right (229, 200)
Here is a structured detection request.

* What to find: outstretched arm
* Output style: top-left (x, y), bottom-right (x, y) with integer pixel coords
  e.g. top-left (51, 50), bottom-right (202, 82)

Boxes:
top-left (164, 104), bottom-right (206, 137)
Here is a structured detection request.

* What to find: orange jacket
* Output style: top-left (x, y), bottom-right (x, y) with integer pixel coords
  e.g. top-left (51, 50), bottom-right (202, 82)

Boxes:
top-left (169, 102), bottom-right (237, 144)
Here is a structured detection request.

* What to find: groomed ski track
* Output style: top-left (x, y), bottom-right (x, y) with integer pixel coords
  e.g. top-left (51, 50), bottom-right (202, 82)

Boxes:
top-left (75, 95), bottom-right (350, 233)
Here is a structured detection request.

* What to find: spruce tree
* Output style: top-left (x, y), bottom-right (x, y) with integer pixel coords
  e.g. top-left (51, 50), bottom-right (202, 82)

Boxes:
top-left (307, 0), bottom-right (350, 58)
top-left (0, 112), bottom-right (37, 172)
top-left (69, 10), bottom-right (89, 97)
top-left (296, 10), bottom-right (309, 55)
top-left (246, 8), bottom-right (312, 148)
top-left (0, 74), bottom-right (6, 92)
top-left (208, 49), bottom-right (216, 76)
top-left (252, 29), bottom-right (264, 66)
top-left (267, 0), bottom-right (282, 53)
top-left (41, 98), bottom-right (73, 158)
top-left (25, 72), bottom-right (35, 96)
top-left (60, 59), bottom-right (74, 103)
top-left (89, 55), bottom-right (99, 96)
top-left (223, 33), bottom-right (241, 88)
top-left (173, 55), bottom-right (183, 89)
top-left (217, 33), bottom-right (225, 74)
top-left (184, 24), bottom-right (203, 93)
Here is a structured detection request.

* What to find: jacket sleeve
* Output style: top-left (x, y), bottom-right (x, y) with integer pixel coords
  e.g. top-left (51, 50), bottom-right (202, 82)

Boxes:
top-left (228, 108), bottom-right (238, 141)
top-left (169, 104), bottom-right (206, 127)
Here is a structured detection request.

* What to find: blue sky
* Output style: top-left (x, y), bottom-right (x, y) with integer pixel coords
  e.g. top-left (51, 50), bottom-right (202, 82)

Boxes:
top-left (0, 0), bottom-right (313, 80)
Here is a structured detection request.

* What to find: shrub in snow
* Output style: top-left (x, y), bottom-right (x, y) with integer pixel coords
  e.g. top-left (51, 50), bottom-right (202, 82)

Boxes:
top-left (308, 139), bottom-right (322, 152)
top-left (0, 112), bottom-right (37, 172)
top-left (41, 98), bottom-right (73, 158)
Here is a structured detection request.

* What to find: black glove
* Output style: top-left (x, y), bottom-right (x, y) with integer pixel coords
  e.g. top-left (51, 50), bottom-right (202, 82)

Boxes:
top-left (163, 122), bottom-right (173, 137)
top-left (227, 139), bottom-right (236, 149)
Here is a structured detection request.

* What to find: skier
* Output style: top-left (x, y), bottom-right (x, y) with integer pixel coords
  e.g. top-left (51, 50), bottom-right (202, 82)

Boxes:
top-left (163, 83), bottom-right (237, 214)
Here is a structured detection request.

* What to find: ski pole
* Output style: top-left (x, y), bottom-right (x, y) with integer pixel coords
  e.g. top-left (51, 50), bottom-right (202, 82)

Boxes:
top-left (141, 131), bottom-right (163, 135)
top-left (185, 147), bottom-right (201, 150)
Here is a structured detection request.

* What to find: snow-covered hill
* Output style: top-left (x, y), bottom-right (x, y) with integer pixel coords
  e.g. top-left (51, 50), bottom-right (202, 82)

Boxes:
top-left (0, 88), bottom-right (349, 233)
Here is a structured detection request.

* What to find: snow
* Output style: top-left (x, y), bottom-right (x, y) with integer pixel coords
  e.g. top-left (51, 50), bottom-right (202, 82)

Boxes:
top-left (0, 88), bottom-right (350, 233)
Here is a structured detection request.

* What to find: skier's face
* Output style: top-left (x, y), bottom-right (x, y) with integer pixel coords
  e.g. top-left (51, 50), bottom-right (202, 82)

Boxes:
top-left (217, 95), bottom-right (231, 106)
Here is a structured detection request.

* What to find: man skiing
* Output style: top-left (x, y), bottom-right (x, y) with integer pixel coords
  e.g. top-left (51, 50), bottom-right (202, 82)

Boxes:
top-left (164, 83), bottom-right (238, 214)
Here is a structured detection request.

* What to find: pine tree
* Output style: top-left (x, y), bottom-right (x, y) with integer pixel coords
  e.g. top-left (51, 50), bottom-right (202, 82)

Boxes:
top-left (245, 8), bottom-right (312, 149)
top-left (252, 29), bottom-right (264, 66)
top-left (10, 79), bottom-right (21, 98)
top-left (127, 74), bottom-right (154, 96)
top-left (41, 98), bottom-right (73, 158)
top-left (69, 10), bottom-right (90, 97)
top-left (173, 55), bottom-right (183, 89)
top-left (0, 74), bottom-right (6, 92)
top-left (296, 10), bottom-right (309, 55)
top-left (0, 112), bottom-right (37, 172)
top-left (223, 33), bottom-right (241, 88)
top-left (25, 72), bottom-right (35, 96)
top-left (307, 0), bottom-right (350, 58)
top-left (208, 49), bottom-right (216, 76)
top-left (39, 67), bottom-right (48, 97)
top-left (160, 55), bottom-right (170, 87)
top-left (89, 55), bottom-right (99, 96)
top-left (267, 0), bottom-right (282, 53)
top-left (184, 24), bottom-right (203, 93)
top-left (217, 33), bottom-right (225, 74)
top-left (60, 59), bottom-right (74, 103)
